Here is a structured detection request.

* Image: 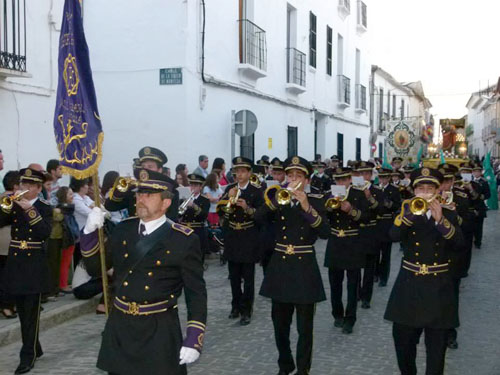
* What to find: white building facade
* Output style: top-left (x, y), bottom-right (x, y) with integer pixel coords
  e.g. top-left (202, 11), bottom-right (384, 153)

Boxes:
top-left (465, 80), bottom-right (500, 158)
top-left (370, 65), bottom-right (432, 160)
top-left (1, 0), bottom-right (371, 175)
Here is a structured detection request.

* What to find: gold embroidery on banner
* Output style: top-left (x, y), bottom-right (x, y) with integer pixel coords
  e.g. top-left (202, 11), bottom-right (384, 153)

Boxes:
top-left (63, 54), bottom-right (80, 97)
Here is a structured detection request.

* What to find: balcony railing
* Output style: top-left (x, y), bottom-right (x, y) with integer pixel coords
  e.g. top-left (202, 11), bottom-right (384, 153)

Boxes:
top-left (0, 0), bottom-right (26, 72)
top-left (338, 75), bottom-right (351, 105)
top-left (355, 84), bottom-right (366, 111)
top-left (238, 19), bottom-right (267, 72)
top-left (287, 47), bottom-right (306, 87)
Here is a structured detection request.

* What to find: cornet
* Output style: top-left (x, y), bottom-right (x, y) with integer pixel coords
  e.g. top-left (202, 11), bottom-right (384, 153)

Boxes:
top-left (325, 187), bottom-right (350, 210)
top-left (249, 174), bottom-right (261, 187)
top-left (222, 188), bottom-right (241, 213)
top-left (276, 182), bottom-right (302, 206)
top-left (115, 177), bottom-right (137, 193)
top-left (0, 190), bottom-right (29, 211)
top-left (178, 193), bottom-right (195, 215)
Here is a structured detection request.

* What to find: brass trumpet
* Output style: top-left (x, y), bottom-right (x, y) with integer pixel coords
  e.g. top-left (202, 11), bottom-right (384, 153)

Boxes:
top-left (178, 193), bottom-right (195, 215)
top-left (325, 195), bottom-right (347, 210)
top-left (249, 174), bottom-right (261, 188)
top-left (408, 196), bottom-right (429, 215)
top-left (276, 182), bottom-right (302, 206)
top-left (222, 188), bottom-right (241, 213)
top-left (115, 177), bottom-right (137, 193)
top-left (0, 190), bottom-right (29, 211)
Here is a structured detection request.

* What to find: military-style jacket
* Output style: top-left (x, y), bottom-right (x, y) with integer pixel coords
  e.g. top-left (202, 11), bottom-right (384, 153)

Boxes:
top-left (470, 178), bottom-right (490, 217)
top-left (0, 199), bottom-right (52, 295)
top-left (105, 177), bottom-right (180, 221)
top-left (310, 174), bottom-right (332, 194)
top-left (178, 194), bottom-right (210, 251)
top-left (258, 188), bottom-right (329, 304)
top-left (81, 218), bottom-right (207, 375)
top-left (359, 184), bottom-right (385, 252)
top-left (384, 207), bottom-right (464, 329)
top-left (377, 183), bottom-right (402, 235)
top-left (324, 187), bottom-right (370, 269)
top-left (217, 182), bottom-right (264, 263)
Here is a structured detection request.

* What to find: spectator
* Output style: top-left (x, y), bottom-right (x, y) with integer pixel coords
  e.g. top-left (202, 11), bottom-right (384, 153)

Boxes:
top-left (56, 187), bottom-right (80, 293)
top-left (175, 164), bottom-right (189, 187)
top-left (0, 171), bottom-right (19, 318)
top-left (46, 159), bottom-right (63, 205)
top-left (72, 261), bottom-right (106, 314)
top-left (203, 172), bottom-right (224, 226)
top-left (212, 157), bottom-right (229, 186)
top-left (43, 174), bottom-right (54, 203)
top-left (101, 171), bottom-right (125, 223)
top-left (193, 155), bottom-right (209, 178)
top-left (46, 186), bottom-right (64, 299)
top-left (70, 178), bottom-right (94, 230)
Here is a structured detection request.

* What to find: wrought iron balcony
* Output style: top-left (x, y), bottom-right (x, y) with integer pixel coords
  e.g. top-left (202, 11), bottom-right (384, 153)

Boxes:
top-left (338, 75), bottom-right (351, 107)
top-left (238, 19), bottom-right (267, 81)
top-left (0, 0), bottom-right (27, 74)
top-left (355, 84), bottom-right (367, 112)
top-left (286, 47), bottom-right (306, 94)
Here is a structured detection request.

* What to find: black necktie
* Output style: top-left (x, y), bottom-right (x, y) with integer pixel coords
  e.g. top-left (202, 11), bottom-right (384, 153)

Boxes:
top-left (139, 223), bottom-right (147, 237)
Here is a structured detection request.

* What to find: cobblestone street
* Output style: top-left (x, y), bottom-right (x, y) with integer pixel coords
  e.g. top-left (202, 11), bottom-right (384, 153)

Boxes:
top-left (0, 213), bottom-right (499, 375)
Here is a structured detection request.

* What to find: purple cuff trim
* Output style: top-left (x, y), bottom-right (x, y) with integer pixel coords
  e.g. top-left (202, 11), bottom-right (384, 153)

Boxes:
top-left (300, 206), bottom-right (318, 225)
top-left (183, 326), bottom-right (205, 352)
top-left (80, 230), bottom-right (98, 252)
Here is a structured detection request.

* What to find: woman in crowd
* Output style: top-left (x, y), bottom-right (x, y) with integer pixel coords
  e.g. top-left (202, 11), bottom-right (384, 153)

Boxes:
top-left (175, 163), bottom-right (189, 187)
top-left (202, 172), bottom-right (224, 226)
top-left (212, 157), bottom-right (229, 187)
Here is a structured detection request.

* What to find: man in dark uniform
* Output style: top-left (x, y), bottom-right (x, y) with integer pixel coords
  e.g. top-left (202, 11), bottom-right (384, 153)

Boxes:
top-left (374, 168), bottom-right (401, 292)
top-left (325, 156), bottom-right (340, 179)
top-left (217, 157), bottom-right (264, 325)
top-left (324, 167), bottom-right (370, 334)
top-left (471, 162), bottom-right (490, 248)
top-left (178, 174), bottom-right (210, 258)
top-left (270, 157), bottom-right (286, 185)
top-left (257, 159), bottom-right (273, 181)
top-left (385, 167), bottom-right (463, 375)
top-left (80, 168), bottom-right (207, 375)
top-left (310, 161), bottom-right (332, 194)
top-left (105, 146), bottom-right (179, 221)
top-left (0, 168), bottom-right (53, 374)
top-left (438, 164), bottom-right (471, 350)
top-left (258, 156), bottom-right (329, 375)
top-left (391, 156), bottom-right (403, 172)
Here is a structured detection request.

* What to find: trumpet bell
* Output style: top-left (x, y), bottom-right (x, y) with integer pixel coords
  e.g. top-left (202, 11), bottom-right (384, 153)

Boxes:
top-left (276, 189), bottom-right (291, 205)
top-left (325, 197), bottom-right (341, 210)
top-left (409, 197), bottom-right (428, 215)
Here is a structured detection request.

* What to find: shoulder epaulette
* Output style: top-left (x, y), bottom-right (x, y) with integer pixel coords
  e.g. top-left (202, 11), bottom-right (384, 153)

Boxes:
top-left (307, 193), bottom-right (324, 199)
top-left (172, 222), bottom-right (194, 236)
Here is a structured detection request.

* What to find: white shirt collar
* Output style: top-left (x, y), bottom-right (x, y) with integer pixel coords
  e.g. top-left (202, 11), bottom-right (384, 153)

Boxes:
top-left (238, 181), bottom-right (249, 190)
top-left (139, 215), bottom-right (167, 236)
top-left (29, 197), bottom-right (38, 206)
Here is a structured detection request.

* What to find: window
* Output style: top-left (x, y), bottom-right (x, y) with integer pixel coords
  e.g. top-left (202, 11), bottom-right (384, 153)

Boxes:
top-left (355, 138), bottom-right (361, 161)
top-left (314, 120), bottom-right (318, 156)
top-left (392, 94), bottom-right (396, 119)
top-left (337, 34), bottom-right (344, 74)
top-left (379, 88), bottom-right (384, 130)
top-left (337, 133), bottom-right (344, 163)
top-left (240, 134), bottom-right (254, 161)
top-left (401, 99), bottom-right (405, 119)
top-left (309, 12), bottom-right (317, 68)
top-left (0, 0), bottom-right (27, 72)
top-left (378, 142), bottom-right (383, 159)
top-left (326, 26), bottom-right (333, 76)
top-left (387, 91), bottom-right (391, 115)
top-left (357, 1), bottom-right (367, 28)
top-left (287, 126), bottom-right (298, 157)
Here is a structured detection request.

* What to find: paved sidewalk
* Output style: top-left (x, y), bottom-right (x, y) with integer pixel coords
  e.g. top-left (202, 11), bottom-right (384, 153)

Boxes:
top-left (0, 212), bottom-right (499, 374)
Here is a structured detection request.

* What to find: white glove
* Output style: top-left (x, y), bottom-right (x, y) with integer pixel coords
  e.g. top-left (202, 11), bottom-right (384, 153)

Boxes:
top-left (179, 346), bottom-right (200, 365)
top-left (83, 207), bottom-right (107, 234)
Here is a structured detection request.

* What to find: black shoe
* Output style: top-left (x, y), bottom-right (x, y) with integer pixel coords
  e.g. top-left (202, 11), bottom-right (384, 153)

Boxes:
top-left (14, 364), bottom-right (33, 374)
top-left (277, 371), bottom-right (290, 375)
top-left (342, 323), bottom-right (353, 334)
top-left (334, 318), bottom-right (344, 328)
top-left (228, 309), bottom-right (240, 319)
top-left (447, 339), bottom-right (458, 349)
top-left (361, 301), bottom-right (370, 309)
top-left (379, 280), bottom-right (387, 287)
top-left (374, 275), bottom-right (379, 283)
top-left (36, 351), bottom-right (43, 359)
top-left (240, 315), bottom-right (251, 326)
top-left (475, 244), bottom-right (481, 249)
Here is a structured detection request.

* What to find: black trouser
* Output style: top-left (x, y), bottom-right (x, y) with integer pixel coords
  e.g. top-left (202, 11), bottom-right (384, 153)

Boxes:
top-left (393, 323), bottom-right (448, 375)
top-left (227, 261), bottom-right (255, 316)
top-left (447, 278), bottom-right (461, 342)
top-left (473, 216), bottom-right (485, 247)
top-left (378, 241), bottom-right (392, 284)
top-left (328, 267), bottom-right (360, 326)
top-left (15, 294), bottom-right (43, 367)
top-left (463, 230), bottom-right (474, 275)
top-left (272, 301), bottom-right (315, 374)
top-left (46, 238), bottom-right (62, 296)
top-left (360, 254), bottom-right (377, 303)
top-left (73, 278), bottom-right (103, 300)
